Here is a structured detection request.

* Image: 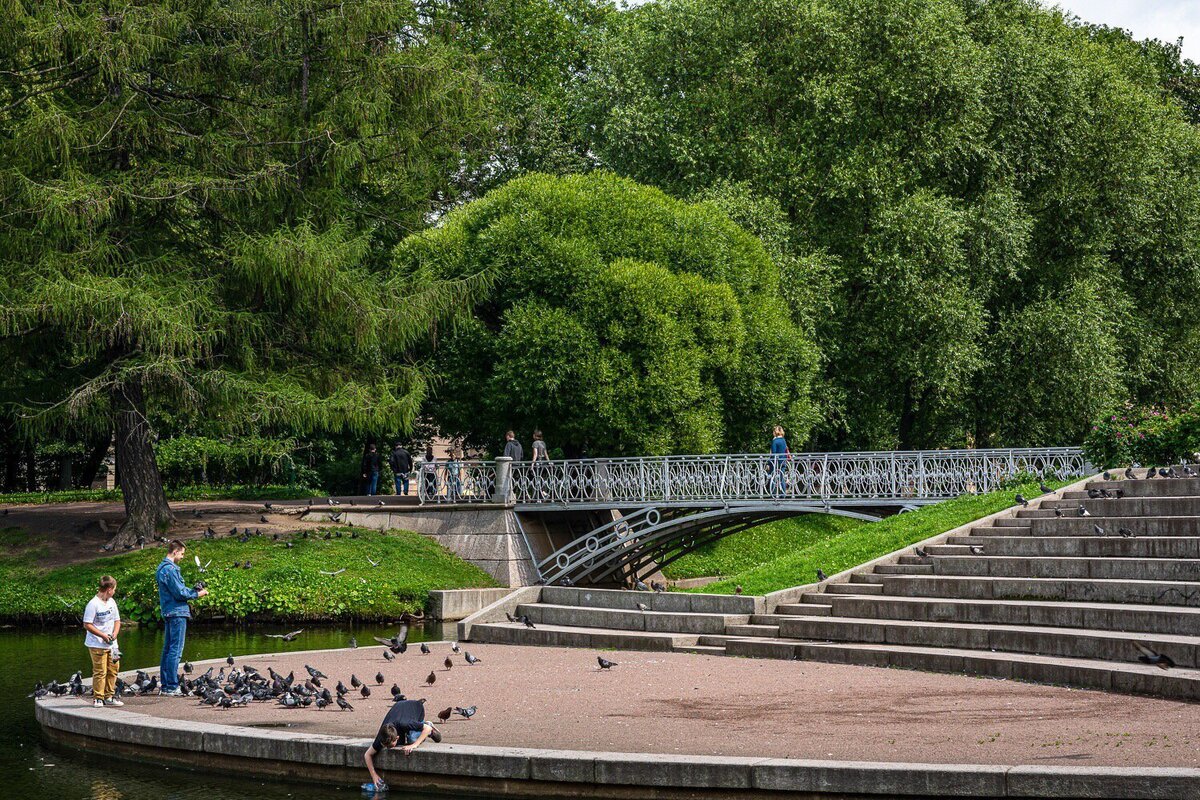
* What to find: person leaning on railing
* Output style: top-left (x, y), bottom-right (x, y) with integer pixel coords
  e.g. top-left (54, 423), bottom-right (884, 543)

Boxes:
top-left (419, 446), bottom-right (438, 499)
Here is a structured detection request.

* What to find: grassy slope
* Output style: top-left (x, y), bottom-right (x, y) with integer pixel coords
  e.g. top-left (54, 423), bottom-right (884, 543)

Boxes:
top-left (690, 478), bottom-right (1071, 596)
top-left (0, 485), bottom-right (319, 505)
top-left (0, 526), bottom-right (497, 623)
top-left (663, 514), bottom-right (866, 580)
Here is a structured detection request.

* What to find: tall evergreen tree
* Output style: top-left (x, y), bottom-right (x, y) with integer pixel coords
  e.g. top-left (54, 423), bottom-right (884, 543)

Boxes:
top-left (0, 1), bottom-right (495, 543)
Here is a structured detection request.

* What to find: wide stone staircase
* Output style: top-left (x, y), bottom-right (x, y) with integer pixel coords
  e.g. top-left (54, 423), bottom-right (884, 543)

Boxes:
top-left (466, 473), bottom-right (1200, 700)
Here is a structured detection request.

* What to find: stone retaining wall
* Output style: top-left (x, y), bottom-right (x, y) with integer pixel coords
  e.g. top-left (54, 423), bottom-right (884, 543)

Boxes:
top-left (36, 698), bottom-right (1200, 798)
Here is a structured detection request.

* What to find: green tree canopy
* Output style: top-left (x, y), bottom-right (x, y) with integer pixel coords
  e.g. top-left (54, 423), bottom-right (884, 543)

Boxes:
top-left (398, 172), bottom-right (820, 456)
top-left (0, 1), bottom-right (495, 540)
top-left (583, 0), bottom-right (1200, 448)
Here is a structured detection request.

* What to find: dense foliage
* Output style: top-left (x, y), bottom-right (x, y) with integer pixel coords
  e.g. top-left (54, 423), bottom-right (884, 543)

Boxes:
top-left (584, 0), bottom-right (1200, 450)
top-left (400, 172), bottom-right (820, 455)
top-left (0, 526), bottom-right (495, 623)
top-left (1083, 403), bottom-right (1200, 468)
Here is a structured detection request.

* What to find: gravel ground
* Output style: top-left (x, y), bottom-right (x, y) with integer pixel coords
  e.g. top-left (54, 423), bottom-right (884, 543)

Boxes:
top-left (102, 642), bottom-right (1200, 767)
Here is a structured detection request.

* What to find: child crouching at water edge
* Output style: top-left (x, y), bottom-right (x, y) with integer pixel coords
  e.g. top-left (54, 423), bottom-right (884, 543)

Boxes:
top-left (83, 575), bottom-right (122, 707)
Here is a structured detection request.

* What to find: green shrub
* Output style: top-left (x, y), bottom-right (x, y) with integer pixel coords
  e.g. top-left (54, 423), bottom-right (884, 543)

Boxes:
top-left (0, 484), bottom-right (319, 505)
top-left (1083, 402), bottom-right (1200, 468)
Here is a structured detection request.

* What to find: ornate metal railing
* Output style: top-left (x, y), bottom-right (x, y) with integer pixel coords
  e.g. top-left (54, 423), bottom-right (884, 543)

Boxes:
top-left (417, 447), bottom-right (1090, 507)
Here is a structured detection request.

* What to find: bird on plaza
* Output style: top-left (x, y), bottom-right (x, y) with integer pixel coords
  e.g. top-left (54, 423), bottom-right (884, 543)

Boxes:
top-left (597, 656), bottom-right (617, 670)
top-left (375, 672), bottom-right (384, 685)
top-left (425, 671), bottom-right (437, 686)
top-left (816, 569), bottom-right (828, 582)
top-left (226, 654), bottom-right (235, 667)
top-left (1087, 488), bottom-right (1102, 499)
top-left (374, 624), bottom-right (410, 654)
top-left (315, 696), bottom-right (329, 710)
top-left (1147, 467), bottom-right (1159, 479)
top-left (351, 674), bottom-right (362, 688)
top-left (1132, 641), bottom-right (1175, 670)
top-left (914, 547), bottom-right (929, 559)
top-left (651, 581), bottom-right (666, 593)
top-left (1015, 494), bottom-right (1028, 507)
top-left (464, 652), bottom-right (481, 665)
top-left (306, 664), bottom-right (328, 680)
top-left (1124, 467), bottom-right (1138, 480)
top-left (1093, 524), bottom-right (1106, 537)
top-left (438, 707), bottom-right (453, 724)
top-left (636, 602), bottom-right (648, 612)
top-left (522, 615), bottom-right (536, 629)
top-left (1118, 527), bottom-right (1135, 538)
top-left (336, 696), bottom-right (354, 711)
top-left (634, 580), bottom-right (650, 592)
top-left (443, 656), bottom-right (453, 671)
top-left (266, 630), bottom-right (304, 642)
top-left (420, 642), bottom-right (431, 655)
top-left (1103, 471), bottom-right (1112, 481)
top-left (455, 706), bottom-right (477, 720)
top-left (260, 515), bottom-right (269, 524)
top-left (1054, 507), bottom-right (1064, 517)
top-left (969, 545), bottom-right (985, 555)
top-left (183, 661), bottom-right (193, 674)
top-left (391, 684), bottom-right (404, 700)
top-left (349, 637), bottom-right (358, 649)
top-left (1078, 506), bottom-right (1091, 517)
top-left (336, 680), bottom-right (349, 696)
top-left (382, 650), bottom-right (395, 662)
top-left (360, 685), bottom-right (371, 698)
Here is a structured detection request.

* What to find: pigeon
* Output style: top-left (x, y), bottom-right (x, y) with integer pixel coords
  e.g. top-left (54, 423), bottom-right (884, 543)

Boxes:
top-left (1132, 641), bottom-right (1174, 670)
top-left (597, 656), bottom-right (617, 670)
top-left (454, 705), bottom-right (477, 720)
top-left (374, 624), bottom-right (410, 654)
top-left (260, 515), bottom-right (269, 524)
top-left (266, 629), bottom-right (304, 642)
top-left (319, 568), bottom-right (346, 576)
top-left (226, 654), bottom-right (235, 667)
top-left (636, 602), bottom-right (649, 612)
top-left (366, 557), bottom-right (380, 567)
top-left (336, 680), bottom-right (349, 696)
top-left (336, 696), bottom-right (354, 711)
top-left (1054, 507), bottom-right (1064, 517)
top-left (382, 650), bottom-right (395, 661)
top-left (183, 661), bottom-right (193, 674)
top-left (1039, 482), bottom-right (1051, 494)
top-left (968, 545), bottom-right (985, 555)
top-left (194, 556), bottom-right (211, 573)
top-left (351, 674), bottom-right (362, 688)
top-left (360, 685), bottom-right (371, 698)
top-left (1093, 524), bottom-right (1106, 537)
top-left (305, 665), bottom-right (328, 680)
top-left (1124, 467), bottom-right (1138, 480)
top-left (1103, 471), bottom-right (1112, 481)
top-left (438, 706), bottom-right (453, 724)
top-left (651, 581), bottom-right (666, 593)
top-left (1147, 467), bottom-right (1159, 479)
top-left (522, 615), bottom-right (536, 629)
top-left (914, 547), bottom-right (929, 559)
top-left (634, 580), bottom-right (650, 592)
top-left (443, 656), bottom-right (453, 671)
top-left (349, 637), bottom-right (358, 649)
top-left (503, 612), bottom-right (517, 623)
top-left (464, 652), bottom-right (481, 665)
top-left (425, 671), bottom-right (437, 686)
top-left (734, 585), bottom-right (744, 595)
top-left (451, 642), bottom-right (461, 654)
top-left (1118, 527), bottom-right (1135, 538)
top-left (1015, 494), bottom-right (1028, 507)
top-left (391, 684), bottom-right (403, 700)
top-left (1078, 506), bottom-right (1091, 517)
top-left (816, 568), bottom-right (828, 582)
top-left (420, 642), bottom-right (431, 655)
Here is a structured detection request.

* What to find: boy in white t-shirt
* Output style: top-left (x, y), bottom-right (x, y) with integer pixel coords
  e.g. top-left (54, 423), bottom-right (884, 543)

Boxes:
top-left (82, 575), bottom-right (122, 707)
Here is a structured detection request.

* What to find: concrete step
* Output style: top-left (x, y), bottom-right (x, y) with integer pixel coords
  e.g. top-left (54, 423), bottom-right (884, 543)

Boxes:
top-left (876, 574), bottom-right (1200, 606)
top-left (672, 644), bottom-right (726, 655)
top-left (1033, 497), bottom-right (1200, 516)
top-left (1025, 516), bottom-right (1200, 537)
top-left (851, 573), bottom-right (886, 584)
top-left (925, 544), bottom-right (972, 555)
top-left (516, 603), bottom-right (746, 635)
top-left (945, 534), bottom-right (1200, 559)
top-left (969, 526), bottom-right (1031, 537)
top-left (776, 616), bottom-right (1200, 668)
top-left (873, 562), bottom-right (934, 574)
top-left (819, 594), bottom-right (1200, 636)
top-left (992, 517), bottom-right (1030, 527)
top-left (539, 585), bottom-right (757, 615)
top-left (767, 604), bottom-right (833, 617)
top-left (469, 621), bottom-right (699, 652)
top-left (787, 641), bottom-right (1200, 701)
top-left (1082, 478), bottom-right (1200, 498)
top-left (921, 555), bottom-right (1200, 581)
top-left (822, 583), bottom-right (884, 595)
top-left (725, 623), bottom-right (780, 637)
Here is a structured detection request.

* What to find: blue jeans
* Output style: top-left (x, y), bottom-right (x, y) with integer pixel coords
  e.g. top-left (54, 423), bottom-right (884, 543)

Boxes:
top-left (366, 471), bottom-right (380, 496)
top-left (394, 475), bottom-right (409, 495)
top-left (406, 722), bottom-right (432, 744)
top-left (159, 616), bottom-right (188, 690)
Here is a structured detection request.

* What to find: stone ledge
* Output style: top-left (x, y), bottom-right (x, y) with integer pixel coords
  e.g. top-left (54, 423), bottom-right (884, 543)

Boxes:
top-left (35, 698), bottom-right (1200, 798)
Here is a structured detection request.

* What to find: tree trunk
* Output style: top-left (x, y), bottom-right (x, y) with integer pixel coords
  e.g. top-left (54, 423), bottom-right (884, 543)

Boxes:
top-left (77, 431), bottom-right (112, 488)
top-left (24, 441), bottom-right (37, 492)
top-left (58, 454), bottom-right (73, 490)
top-left (112, 383), bottom-right (172, 546)
top-left (1, 419), bottom-right (19, 491)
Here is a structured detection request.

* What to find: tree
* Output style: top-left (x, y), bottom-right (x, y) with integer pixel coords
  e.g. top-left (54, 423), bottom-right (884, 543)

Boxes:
top-left (0, 1), bottom-right (495, 543)
top-left (582, 0), bottom-right (1200, 449)
top-left (397, 172), bottom-right (820, 456)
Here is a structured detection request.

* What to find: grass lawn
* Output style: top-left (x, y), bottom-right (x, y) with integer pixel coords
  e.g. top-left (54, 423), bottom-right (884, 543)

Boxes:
top-left (686, 478), bottom-right (1073, 596)
top-left (0, 484), bottom-right (319, 505)
top-left (0, 526), bottom-right (496, 623)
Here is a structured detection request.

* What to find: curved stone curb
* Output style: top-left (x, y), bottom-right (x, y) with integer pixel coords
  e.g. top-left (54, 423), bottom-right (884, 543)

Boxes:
top-left (35, 697), bottom-right (1199, 799)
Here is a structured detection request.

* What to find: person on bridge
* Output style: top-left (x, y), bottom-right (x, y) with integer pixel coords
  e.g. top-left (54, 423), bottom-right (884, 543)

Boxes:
top-left (389, 441), bottom-right (413, 496)
top-left (445, 448), bottom-right (463, 501)
top-left (363, 698), bottom-right (442, 792)
top-left (503, 430), bottom-right (524, 461)
top-left (770, 425), bottom-right (791, 496)
top-left (156, 540), bottom-right (208, 696)
top-left (531, 430), bottom-right (550, 498)
top-left (361, 443), bottom-right (382, 496)
top-left (420, 445), bottom-right (438, 499)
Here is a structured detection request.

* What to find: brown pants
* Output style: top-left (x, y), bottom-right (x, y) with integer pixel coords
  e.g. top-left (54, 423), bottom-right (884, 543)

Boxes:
top-left (88, 647), bottom-right (119, 700)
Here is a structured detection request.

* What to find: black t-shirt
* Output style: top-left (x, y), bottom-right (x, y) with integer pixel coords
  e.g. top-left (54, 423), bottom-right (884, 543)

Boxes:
top-left (371, 700), bottom-right (426, 752)
top-left (390, 447), bottom-right (412, 474)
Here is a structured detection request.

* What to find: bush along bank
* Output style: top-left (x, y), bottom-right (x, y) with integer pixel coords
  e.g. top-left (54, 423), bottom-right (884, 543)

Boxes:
top-left (0, 484), bottom-right (320, 506)
top-left (0, 526), bottom-right (496, 624)
top-left (1084, 402), bottom-right (1200, 468)
top-left (691, 478), bottom-right (1072, 596)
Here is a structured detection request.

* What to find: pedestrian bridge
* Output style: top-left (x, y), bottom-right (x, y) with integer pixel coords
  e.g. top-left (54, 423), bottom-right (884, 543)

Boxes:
top-left (418, 447), bottom-right (1091, 586)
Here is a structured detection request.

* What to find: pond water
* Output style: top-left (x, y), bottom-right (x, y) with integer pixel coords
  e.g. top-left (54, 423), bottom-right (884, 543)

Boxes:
top-left (5, 623), bottom-right (457, 800)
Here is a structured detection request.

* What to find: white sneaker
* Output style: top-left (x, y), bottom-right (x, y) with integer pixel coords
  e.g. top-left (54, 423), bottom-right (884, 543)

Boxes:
top-left (104, 698), bottom-right (124, 707)
top-left (92, 698), bottom-right (104, 707)
top-left (159, 688), bottom-right (184, 697)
